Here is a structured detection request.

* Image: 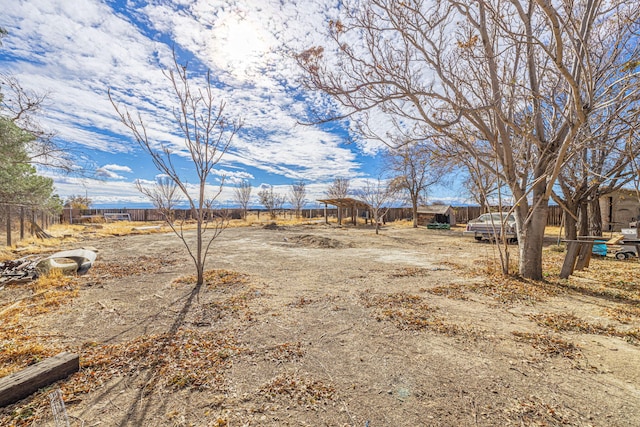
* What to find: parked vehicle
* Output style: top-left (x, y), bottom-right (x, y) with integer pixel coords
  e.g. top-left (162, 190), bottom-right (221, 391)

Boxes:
top-left (463, 212), bottom-right (517, 242)
top-left (615, 228), bottom-right (639, 259)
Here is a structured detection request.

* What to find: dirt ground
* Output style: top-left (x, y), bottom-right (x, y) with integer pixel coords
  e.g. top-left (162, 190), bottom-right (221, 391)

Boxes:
top-left (2, 223), bottom-right (640, 426)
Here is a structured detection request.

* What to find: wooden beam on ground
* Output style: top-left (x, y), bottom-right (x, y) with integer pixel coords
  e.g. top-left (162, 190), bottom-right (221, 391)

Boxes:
top-left (0, 352), bottom-right (79, 407)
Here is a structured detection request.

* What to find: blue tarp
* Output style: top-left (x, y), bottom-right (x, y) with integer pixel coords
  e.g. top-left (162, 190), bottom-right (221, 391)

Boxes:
top-left (593, 240), bottom-right (607, 256)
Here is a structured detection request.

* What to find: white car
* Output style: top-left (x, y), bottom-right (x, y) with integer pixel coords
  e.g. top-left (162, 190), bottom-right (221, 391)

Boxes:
top-left (463, 213), bottom-right (517, 242)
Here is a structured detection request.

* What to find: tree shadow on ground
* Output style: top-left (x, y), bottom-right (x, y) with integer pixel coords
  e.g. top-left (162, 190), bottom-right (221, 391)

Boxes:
top-left (114, 282), bottom-right (202, 427)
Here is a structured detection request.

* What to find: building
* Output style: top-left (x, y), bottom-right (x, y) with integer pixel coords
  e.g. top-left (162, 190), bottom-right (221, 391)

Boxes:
top-left (416, 205), bottom-right (456, 226)
top-left (600, 189), bottom-right (640, 231)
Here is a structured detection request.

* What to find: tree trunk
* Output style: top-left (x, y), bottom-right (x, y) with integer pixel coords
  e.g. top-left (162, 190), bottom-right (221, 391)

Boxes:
top-left (589, 197), bottom-right (602, 236)
top-left (196, 214), bottom-right (204, 287)
top-left (564, 210), bottom-right (578, 241)
top-left (412, 197), bottom-right (418, 228)
top-left (577, 203), bottom-right (589, 237)
top-left (517, 197), bottom-right (548, 280)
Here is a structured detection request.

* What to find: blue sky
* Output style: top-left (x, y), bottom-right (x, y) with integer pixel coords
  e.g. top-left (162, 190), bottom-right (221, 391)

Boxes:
top-left (0, 0), bottom-right (461, 208)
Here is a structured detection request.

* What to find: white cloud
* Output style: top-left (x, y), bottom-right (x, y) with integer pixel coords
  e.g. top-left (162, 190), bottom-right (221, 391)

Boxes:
top-left (103, 164), bottom-right (133, 173)
top-left (0, 0), bottom-right (388, 206)
top-left (95, 163), bottom-right (133, 179)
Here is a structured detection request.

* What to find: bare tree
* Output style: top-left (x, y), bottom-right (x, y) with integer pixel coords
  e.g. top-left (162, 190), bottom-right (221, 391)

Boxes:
top-left (64, 195), bottom-right (91, 209)
top-left (258, 185), bottom-right (284, 220)
top-left (326, 177), bottom-right (350, 225)
top-left (386, 142), bottom-right (447, 228)
top-left (553, 65), bottom-right (640, 239)
top-left (297, 0), bottom-right (640, 280)
top-left (273, 192), bottom-right (286, 217)
top-left (110, 52), bottom-right (241, 289)
top-left (136, 175), bottom-right (182, 222)
top-left (233, 180), bottom-right (252, 220)
top-left (355, 177), bottom-right (400, 234)
top-left (289, 180), bottom-right (307, 218)
top-left (1, 74), bottom-right (73, 172)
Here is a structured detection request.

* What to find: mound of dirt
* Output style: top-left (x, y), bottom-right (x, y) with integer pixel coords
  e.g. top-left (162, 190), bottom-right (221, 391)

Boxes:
top-left (292, 234), bottom-right (351, 248)
top-left (262, 222), bottom-right (285, 230)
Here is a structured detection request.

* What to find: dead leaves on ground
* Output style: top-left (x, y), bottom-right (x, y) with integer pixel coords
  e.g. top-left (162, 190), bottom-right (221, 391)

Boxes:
top-left (504, 395), bottom-right (572, 426)
top-left (89, 254), bottom-right (179, 280)
top-left (0, 270), bottom-right (77, 377)
top-left (426, 283), bottom-right (470, 300)
top-left (174, 270), bottom-right (258, 325)
top-left (262, 341), bottom-right (306, 363)
top-left (258, 374), bottom-right (336, 408)
top-left (0, 329), bottom-right (243, 427)
top-left (360, 290), bottom-right (461, 335)
top-left (0, 268), bottom-right (259, 426)
top-left (389, 267), bottom-right (432, 278)
top-left (423, 275), bottom-right (558, 305)
top-left (511, 331), bottom-right (582, 360)
top-left (71, 328), bottom-right (242, 396)
top-left (530, 312), bottom-right (640, 344)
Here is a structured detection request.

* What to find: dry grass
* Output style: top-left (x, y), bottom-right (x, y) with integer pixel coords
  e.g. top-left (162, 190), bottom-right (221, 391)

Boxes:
top-left (439, 256), bottom-right (561, 304)
top-left (2, 215), bottom-right (415, 261)
top-left (0, 329), bottom-right (244, 427)
top-left (0, 270), bottom-right (77, 378)
top-left (0, 268), bottom-right (256, 426)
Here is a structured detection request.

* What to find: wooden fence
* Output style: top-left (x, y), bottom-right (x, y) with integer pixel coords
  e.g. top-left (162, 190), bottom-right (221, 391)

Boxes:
top-left (0, 204), bottom-right (568, 247)
top-left (1, 204), bottom-right (60, 246)
top-left (62, 205), bottom-right (565, 227)
top-left (451, 205), bottom-right (564, 226)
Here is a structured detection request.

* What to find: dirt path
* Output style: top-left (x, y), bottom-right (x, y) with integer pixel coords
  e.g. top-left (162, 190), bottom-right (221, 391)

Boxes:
top-left (3, 224), bottom-right (640, 426)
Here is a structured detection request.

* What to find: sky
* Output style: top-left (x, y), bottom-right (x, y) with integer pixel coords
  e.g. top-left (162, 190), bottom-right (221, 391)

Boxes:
top-left (0, 0), bottom-right (462, 209)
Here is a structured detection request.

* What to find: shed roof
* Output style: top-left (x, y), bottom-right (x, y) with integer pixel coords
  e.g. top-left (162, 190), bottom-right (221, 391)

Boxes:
top-left (317, 198), bottom-right (370, 210)
top-left (416, 204), bottom-right (453, 215)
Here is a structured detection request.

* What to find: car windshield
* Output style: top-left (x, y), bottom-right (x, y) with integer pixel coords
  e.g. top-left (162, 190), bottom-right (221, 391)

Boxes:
top-left (479, 213), bottom-right (515, 222)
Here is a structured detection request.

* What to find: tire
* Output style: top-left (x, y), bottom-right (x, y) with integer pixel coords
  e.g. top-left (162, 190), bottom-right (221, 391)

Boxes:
top-left (474, 236), bottom-right (483, 241)
top-left (615, 252), bottom-right (627, 260)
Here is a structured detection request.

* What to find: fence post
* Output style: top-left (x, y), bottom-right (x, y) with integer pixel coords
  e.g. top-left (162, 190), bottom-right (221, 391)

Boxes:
top-left (6, 206), bottom-right (11, 246)
top-left (20, 206), bottom-right (25, 240)
top-left (31, 209), bottom-right (36, 237)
